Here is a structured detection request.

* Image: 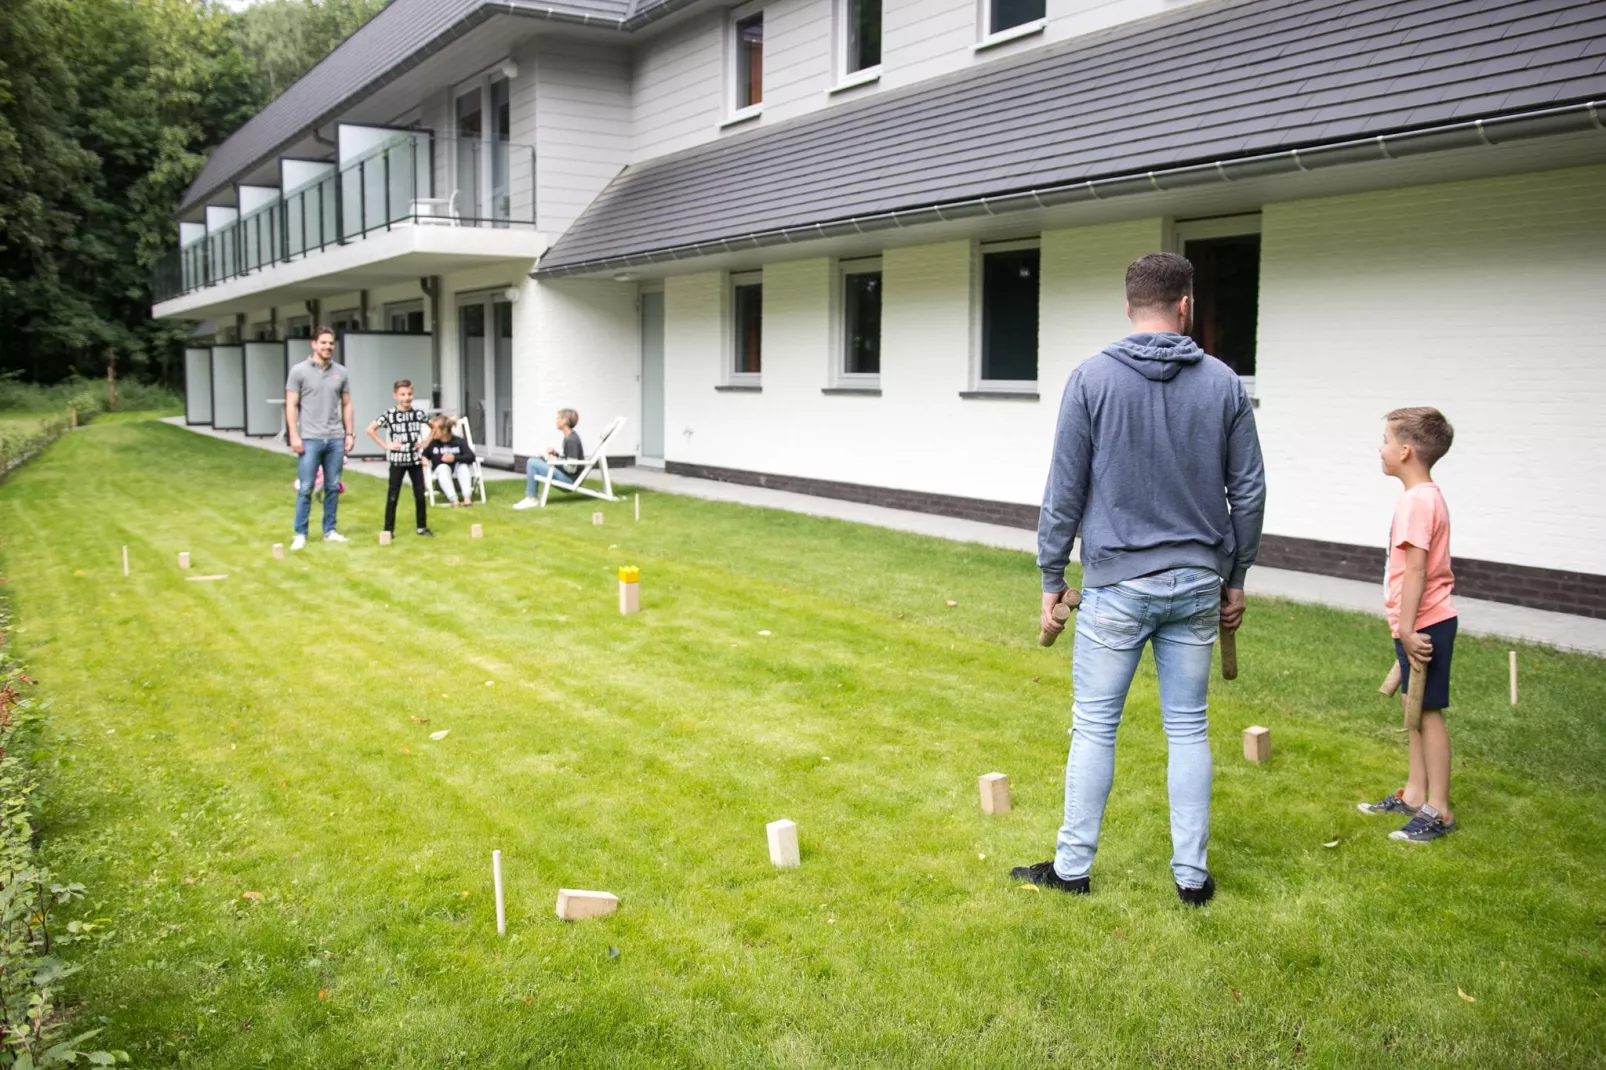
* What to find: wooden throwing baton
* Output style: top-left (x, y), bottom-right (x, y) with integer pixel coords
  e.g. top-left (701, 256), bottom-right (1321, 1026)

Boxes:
top-left (1402, 644), bottom-right (1427, 732)
top-left (1038, 590), bottom-right (1082, 647)
top-left (1220, 629), bottom-right (1239, 681)
top-left (1379, 661), bottom-right (1401, 697)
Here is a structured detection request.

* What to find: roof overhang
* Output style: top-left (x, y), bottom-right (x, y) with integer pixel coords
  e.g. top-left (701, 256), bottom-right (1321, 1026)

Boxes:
top-left (533, 103), bottom-right (1606, 279)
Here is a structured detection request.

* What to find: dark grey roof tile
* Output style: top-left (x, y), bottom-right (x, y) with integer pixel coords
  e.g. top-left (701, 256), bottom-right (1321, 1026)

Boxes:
top-left (541, 0), bottom-right (1606, 271)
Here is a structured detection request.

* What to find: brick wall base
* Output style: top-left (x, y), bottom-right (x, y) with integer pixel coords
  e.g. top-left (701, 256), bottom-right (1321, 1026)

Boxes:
top-left (664, 461), bottom-right (1606, 619)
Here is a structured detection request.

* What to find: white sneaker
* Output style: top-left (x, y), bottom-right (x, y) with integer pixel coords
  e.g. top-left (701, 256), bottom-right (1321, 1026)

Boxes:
top-left (290, 534), bottom-right (306, 551)
top-left (512, 497), bottom-right (539, 511)
top-left (323, 531), bottom-right (349, 543)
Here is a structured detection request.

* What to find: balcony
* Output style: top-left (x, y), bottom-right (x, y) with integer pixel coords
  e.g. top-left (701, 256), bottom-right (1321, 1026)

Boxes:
top-left (152, 134), bottom-right (541, 317)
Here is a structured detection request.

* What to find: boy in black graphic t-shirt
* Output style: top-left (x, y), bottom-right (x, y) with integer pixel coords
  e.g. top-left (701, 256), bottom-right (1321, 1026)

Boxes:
top-left (366, 379), bottom-right (434, 537)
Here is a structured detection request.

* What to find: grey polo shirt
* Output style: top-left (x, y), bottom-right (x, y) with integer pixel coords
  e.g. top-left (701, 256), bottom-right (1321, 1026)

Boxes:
top-left (285, 358), bottom-right (350, 439)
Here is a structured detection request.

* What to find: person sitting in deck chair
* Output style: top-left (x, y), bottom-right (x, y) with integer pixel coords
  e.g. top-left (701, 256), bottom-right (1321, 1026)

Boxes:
top-left (421, 414), bottom-right (477, 506)
top-left (514, 408), bottom-right (583, 510)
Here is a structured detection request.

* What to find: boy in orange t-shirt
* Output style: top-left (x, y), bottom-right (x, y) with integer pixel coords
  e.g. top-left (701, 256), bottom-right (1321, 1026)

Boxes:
top-left (1358, 407), bottom-right (1458, 842)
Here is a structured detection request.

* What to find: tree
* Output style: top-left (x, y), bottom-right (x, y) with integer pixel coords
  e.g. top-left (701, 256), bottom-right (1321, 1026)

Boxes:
top-left (0, 0), bottom-right (387, 385)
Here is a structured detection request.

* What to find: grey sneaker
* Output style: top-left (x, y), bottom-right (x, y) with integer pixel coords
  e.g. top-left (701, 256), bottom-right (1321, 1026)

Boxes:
top-left (1358, 790), bottom-right (1420, 816)
top-left (323, 531), bottom-right (349, 543)
top-left (1390, 803), bottom-right (1457, 842)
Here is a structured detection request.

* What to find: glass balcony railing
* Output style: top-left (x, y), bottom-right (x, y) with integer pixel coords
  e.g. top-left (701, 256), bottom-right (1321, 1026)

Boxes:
top-left (151, 134), bottom-right (537, 303)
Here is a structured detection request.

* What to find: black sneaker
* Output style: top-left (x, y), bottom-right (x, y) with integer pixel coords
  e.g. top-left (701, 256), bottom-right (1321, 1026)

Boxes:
top-left (1176, 875), bottom-right (1216, 906)
top-left (1008, 861), bottom-right (1090, 895)
top-left (416, 528), bottom-right (435, 537)
top-left (1390, 803), bottom-right (1457, 842)
top-left (1357, 789), bottom-right (1420, 816)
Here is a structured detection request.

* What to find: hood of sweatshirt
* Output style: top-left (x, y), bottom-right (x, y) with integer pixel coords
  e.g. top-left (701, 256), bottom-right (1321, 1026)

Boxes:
top-left (1101, 332), bottom-right (1205, 382)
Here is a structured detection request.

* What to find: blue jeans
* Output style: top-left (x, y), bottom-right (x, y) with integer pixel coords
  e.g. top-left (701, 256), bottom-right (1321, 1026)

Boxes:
top-left (525, 456), bottom-right (575, 498)
top-left (294, 437), bottom-right (345, 536)
top-left (1055, 567), bottom-right (1222, 888)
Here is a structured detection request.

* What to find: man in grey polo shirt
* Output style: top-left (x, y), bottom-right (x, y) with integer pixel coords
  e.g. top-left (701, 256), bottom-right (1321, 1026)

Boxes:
top-left (285, 326), bottom-right (355, 550)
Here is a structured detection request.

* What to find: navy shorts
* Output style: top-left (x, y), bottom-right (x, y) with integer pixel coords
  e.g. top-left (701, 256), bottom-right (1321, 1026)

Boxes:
top-left (1395, 616), bottom-right (1457, 712)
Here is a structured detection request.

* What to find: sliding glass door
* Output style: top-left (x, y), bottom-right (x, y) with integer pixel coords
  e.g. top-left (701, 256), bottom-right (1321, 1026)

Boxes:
top-left (458, 293), bottom-right (515, 463)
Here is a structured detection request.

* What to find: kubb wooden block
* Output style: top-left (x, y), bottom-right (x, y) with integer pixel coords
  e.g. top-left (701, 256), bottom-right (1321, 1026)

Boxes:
top-left (470, 523), bottom-right (483, 539)
top-left (555, 889), bottom-right (618, 921)
top-left (1243, 725), bottom-right (1270, 763)
top-left (379, 531), bottom-right (392, 546)
top-left (618, 566), bottom-right (640, 615)
top-left (767, 819), bottom-right (800, 868)
top-left (979, 772), bottom-right (1011, 814)
top-left (177, 552), bottom-right (191, 570)
top-left (272, 543), bottom-right (285, 560)
top-left (592, 512), bottom-right (605, 526)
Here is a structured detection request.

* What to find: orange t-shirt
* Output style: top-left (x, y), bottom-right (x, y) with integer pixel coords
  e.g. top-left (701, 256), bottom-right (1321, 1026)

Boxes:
top-left (1384, 482), bottom-right (1456, 638)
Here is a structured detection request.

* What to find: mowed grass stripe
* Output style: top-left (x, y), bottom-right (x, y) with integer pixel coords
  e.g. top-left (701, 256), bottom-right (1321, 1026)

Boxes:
top-left (0, 418), bottom-right (1602, 1068)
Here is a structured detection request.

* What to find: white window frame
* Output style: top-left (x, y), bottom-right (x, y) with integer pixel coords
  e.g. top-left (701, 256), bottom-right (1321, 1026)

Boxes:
top-left (970, 238), bottom-right (1041, 393)
top-left (1172, 213), bottom-right (1262, 396)
top-left (834, 0), bottom-right (883, 90)
top-left (974, 0), bottom-right (1046, 51)
top-left (726, 0), bottom-right (766, 123)
top-left (726, 270), bottom-right (764, 387)
top-left (451, 64), bottom-right (515, 218)
top-left (384, 299), bottom-right (427, 333)
top-left (832, 257), bottom-right (883, 389)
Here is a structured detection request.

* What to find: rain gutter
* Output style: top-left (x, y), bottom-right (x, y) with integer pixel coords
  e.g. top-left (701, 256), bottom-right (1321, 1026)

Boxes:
top-left (532, 100), bottom-right (1605, 279)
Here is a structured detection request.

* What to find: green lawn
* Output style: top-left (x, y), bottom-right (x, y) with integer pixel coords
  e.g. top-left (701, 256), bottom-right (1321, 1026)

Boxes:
top-left (1, 417), bottom-right (1603, 1068)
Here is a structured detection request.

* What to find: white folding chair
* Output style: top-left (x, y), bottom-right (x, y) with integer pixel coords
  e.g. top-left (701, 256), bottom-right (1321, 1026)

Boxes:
top-left (532, 416), bottom-right (627, 506)
top-left (425, 415), bottom-right (488, 507)
top-left (409, 191), bottom-right (459, 226)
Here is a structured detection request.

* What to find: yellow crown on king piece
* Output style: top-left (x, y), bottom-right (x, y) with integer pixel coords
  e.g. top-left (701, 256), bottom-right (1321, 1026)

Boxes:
top-left (618, 566), bottom-right (640, 583)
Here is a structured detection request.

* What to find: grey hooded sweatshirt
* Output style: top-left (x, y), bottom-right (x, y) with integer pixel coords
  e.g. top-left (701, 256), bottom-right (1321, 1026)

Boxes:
top-left (1038, 332), bottom-right (1266, 592)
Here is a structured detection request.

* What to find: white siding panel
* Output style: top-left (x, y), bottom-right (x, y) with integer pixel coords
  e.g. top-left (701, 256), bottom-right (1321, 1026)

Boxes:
top-left (1257, 164), bottom-right (1606, 575)
top-left (534, 40), bottom-right (633, 234)
top-left (631, 13), bottom-right (725, 162)
top-left (759, 0), bottom-right (834, 123)
top-left (628, 0), bottom-right (1217, 162)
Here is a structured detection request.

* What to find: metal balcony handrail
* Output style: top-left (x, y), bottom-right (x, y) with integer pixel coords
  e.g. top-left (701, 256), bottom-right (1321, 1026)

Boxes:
top-left (149, 134), bottom-right (538, 303)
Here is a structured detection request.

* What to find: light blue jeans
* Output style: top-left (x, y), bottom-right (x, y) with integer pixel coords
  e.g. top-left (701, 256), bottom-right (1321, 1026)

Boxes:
top-left (294, 437), bottom-right (345, 536)
top-left (1055, 567), bottom-right (1221, 889)
top-left (524, 456), bottom-right (575, 498)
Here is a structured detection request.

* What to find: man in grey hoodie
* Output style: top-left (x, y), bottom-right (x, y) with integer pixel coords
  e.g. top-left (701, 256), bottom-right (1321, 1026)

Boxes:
top-left (1011, 252), bottom-right (1266, 906)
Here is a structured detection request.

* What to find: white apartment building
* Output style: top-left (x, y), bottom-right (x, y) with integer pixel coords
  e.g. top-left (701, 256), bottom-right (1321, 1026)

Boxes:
top-left (155, 0), bottom-right (1606, 616)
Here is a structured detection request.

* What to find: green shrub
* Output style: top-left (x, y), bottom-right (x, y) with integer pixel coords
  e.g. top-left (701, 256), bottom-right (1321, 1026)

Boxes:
top-left (0, 608), bottom-right (127, 1067)
top-left (0, 417), bottom-right (68, 482)
top-left (0, 374), bottom-right (180, 416)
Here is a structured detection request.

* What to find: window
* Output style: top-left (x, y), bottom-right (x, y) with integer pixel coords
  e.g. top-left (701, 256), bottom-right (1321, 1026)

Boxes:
top-left (1180, 226), bottom-right (1261, 382)
top-left (285, 316), bottom-right (312, 339)
top-left (978, 243), bottom-right (1040, 384)
top-left (385, 300), bottom-right (426, 333)
top-left (840, 259), bottom-right (882, 379)
top-left (986, 0), bottom-right (1045, 36)
top-left (842, 0), bottom-right (882, 76)
top-left (730, 272), bottom-right (763, 381)
top-left (251, 322), bottom-right (275, 341)
top-left (732, 6), bottom-right (764, 113)
top-left (328, 309), bottom-right (361, 336)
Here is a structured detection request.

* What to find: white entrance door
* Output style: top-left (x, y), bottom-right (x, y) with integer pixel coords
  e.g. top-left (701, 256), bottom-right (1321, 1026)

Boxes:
top-left (639, 290), bottom-right (665, 463)
top-left (458, 295), bottom-right (515, 463)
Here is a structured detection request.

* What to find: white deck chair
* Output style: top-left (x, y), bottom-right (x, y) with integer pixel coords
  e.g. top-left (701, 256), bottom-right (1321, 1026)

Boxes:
top-left (425, 415), bottom-right (488, 507)
top-left (532, 416), bottom-right (626, 506)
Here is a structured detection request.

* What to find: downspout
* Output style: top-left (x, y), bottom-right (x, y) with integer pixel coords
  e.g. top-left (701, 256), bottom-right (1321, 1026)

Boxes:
top-left (534, 100), bottom-right (1606, 278)
top-left (421, 276), bottom-right (442, 408)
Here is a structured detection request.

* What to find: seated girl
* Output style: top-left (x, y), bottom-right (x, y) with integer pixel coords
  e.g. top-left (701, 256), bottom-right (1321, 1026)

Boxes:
top-left (420, 414), bottom-right (477, 506)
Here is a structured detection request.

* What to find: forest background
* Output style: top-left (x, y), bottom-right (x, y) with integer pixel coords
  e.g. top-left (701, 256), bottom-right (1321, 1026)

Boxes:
top-left (0, 0), bottom-right (389, 387)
